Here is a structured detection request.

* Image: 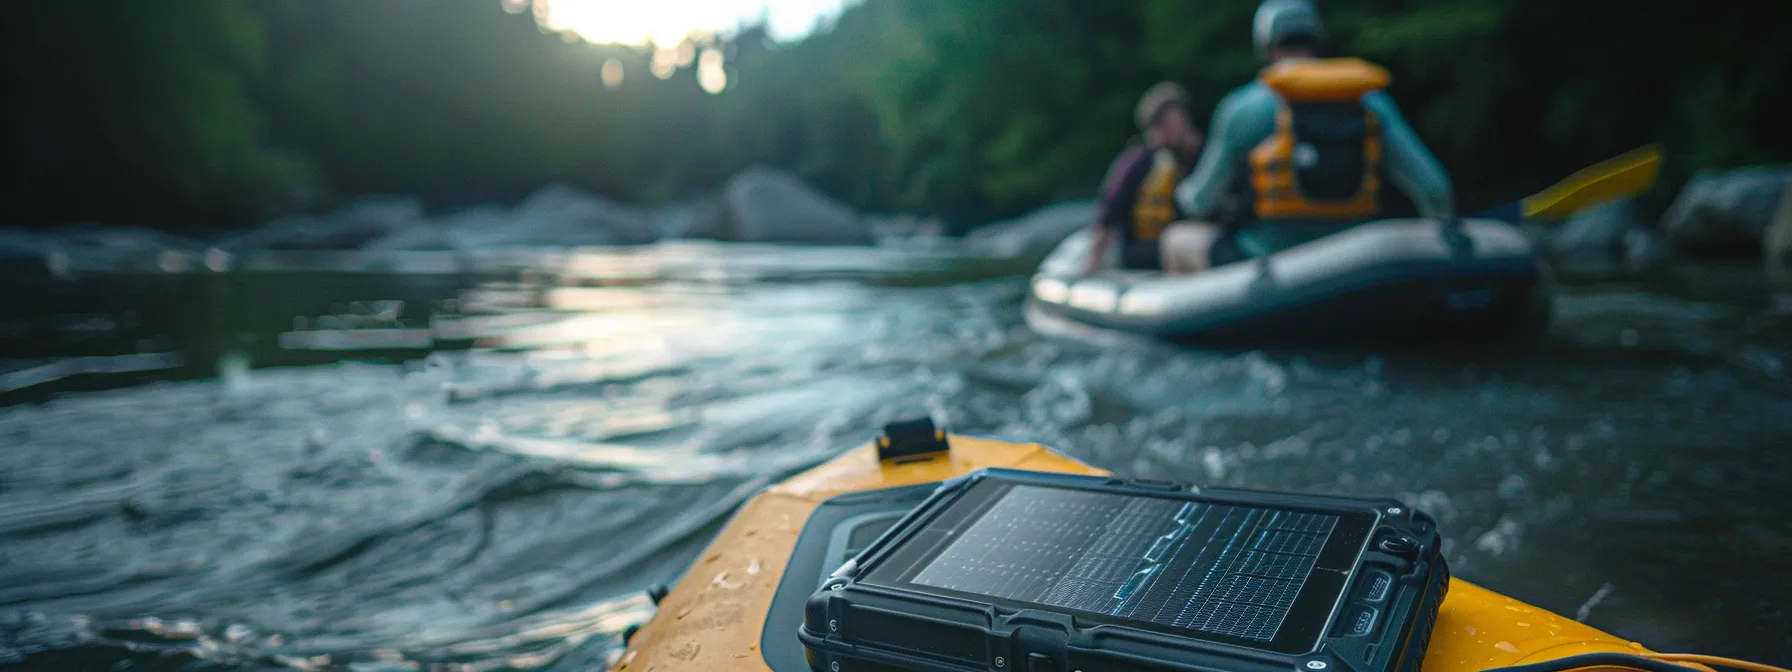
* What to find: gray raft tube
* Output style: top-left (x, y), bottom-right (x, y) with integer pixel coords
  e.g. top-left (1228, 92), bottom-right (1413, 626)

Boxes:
top-left (1026, 218), bottom-right (1552, 345)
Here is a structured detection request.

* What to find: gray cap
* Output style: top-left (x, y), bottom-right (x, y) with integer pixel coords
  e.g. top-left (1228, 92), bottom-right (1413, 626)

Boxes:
top-left (1253, 0), bottom-right (1324, 58)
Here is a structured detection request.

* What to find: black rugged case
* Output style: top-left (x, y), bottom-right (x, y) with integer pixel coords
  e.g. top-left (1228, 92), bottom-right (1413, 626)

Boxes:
top-left (798, 468), bottom-right (1447, 672)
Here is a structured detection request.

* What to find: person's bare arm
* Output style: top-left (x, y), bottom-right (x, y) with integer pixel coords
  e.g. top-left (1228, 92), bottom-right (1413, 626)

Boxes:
top-left (1176, 93), bottom-right (1251, 220)
top-left (1087, 146), bottom-right (1150, 276)
top-left (1082, 225), bottom-right (1115, 276)
top-left (1364, 91), bottom-right (1456, 224)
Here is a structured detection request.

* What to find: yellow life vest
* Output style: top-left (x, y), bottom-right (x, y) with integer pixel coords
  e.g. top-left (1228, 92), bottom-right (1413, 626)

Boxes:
top-left (1248, 58), bottom-right (1391, 220)
top-left (1131, 148), bottom-right (1185, 241)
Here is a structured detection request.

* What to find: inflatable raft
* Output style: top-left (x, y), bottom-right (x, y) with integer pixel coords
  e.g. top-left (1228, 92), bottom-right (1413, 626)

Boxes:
top-left (1025, 219), bottom-right (1549, 344)
top-left (613, 425), bottom-right (1735, 672)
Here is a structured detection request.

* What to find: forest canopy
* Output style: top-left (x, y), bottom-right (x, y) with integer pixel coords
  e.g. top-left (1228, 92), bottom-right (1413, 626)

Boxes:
top-left (4, 0), bottom-right (1790, 232)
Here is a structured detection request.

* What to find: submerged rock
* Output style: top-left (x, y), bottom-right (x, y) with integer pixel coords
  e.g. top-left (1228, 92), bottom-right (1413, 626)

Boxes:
top-left (962, 201), bottom-right (1099, 259)
top-left (1660, 164), bottom-right (1792, 256)
top-left (719, 167), bottom-right (869, 245)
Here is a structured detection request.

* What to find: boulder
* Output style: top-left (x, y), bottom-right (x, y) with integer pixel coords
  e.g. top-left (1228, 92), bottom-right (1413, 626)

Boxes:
top-left (1547, 198), bottom-right (1662, 270)
top-left (219, 195), bottom-right (424, 250)
top-left (0, 227), bottom-right (51, 263)
top-left (963, 201), bottom-right (1099, 258)
top-left (653, 197), bottom-right (730, 241)
top-left (34, 223), bottom-right (208, 273)
top-left (1623, 228), bottom-right (1668, 271)
top-left (1551, 199), bottom-right (1640, 254)
top-left (361, 186), bottom-right (660, 250)
top-left (1766, 174), bottom-right (1792, 267)
top-left (1660, 164), bottom-right (1792, 256)
top-left (360, 227), bottom-right (445, 251)
top-left (354, 205), bottom-right (491, 252)
top-left (46, 222), bottom-right (205, 253)
top-left (0, 224), bottom-right (210, 277)
top-left (720, 167), bottom-right (869, 245)
top-left (442, 184), bottom-right (655, 249)
top-left (3, 223), bottom-right (214, 277)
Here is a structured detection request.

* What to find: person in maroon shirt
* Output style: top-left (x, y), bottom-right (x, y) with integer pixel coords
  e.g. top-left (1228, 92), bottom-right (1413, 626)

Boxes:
top-left (1083, 82), bottom-right (1219, 276)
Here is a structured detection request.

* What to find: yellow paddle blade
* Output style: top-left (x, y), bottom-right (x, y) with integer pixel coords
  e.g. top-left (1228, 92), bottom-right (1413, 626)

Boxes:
top-left (1520, 144), bottom-right (1664, 220)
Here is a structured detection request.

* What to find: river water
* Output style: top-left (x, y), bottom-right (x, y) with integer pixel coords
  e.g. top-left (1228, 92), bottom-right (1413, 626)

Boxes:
top-left (1, 243), bottom-right (1788, 670)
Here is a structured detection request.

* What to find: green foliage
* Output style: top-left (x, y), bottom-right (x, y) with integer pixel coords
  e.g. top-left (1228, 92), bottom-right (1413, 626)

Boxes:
top-left (850, 0), bottom-right (1792, 219)
top-left (4, 0), bottom-right (1791, 230)
top-left (2, 1), bottom-right (307, 227)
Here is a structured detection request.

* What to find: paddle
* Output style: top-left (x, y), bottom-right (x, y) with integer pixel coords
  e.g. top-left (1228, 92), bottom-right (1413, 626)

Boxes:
top-left (1476, 144), bottom-right (1665, 221)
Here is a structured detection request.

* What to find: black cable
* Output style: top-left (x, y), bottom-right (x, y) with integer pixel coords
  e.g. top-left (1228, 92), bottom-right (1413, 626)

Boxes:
top-left (1482, 653), bottom-right (1708, 672)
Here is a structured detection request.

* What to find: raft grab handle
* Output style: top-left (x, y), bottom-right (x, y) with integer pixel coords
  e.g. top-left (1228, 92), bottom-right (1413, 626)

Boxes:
top-left (877, 416), bottom-right (950, 462)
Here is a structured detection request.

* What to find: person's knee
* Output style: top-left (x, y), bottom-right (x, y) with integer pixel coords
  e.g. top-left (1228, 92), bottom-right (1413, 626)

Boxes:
top-left (1165, 223), bottom-right (1217, 245)
top-left (1161, 222), bottom-right (1219, 271)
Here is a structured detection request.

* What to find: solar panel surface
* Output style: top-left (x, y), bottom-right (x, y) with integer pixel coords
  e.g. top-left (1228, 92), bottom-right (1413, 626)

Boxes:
top-left (910, 485), bottom-right (1338, 642)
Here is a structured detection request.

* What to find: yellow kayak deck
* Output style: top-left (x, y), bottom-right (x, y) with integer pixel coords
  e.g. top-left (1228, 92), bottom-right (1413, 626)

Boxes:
top-left (615, 435), bottom-right (1662, 672)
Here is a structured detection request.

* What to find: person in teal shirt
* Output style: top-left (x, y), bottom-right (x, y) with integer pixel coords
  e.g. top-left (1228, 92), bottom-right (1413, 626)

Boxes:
top-left (1174, 0), bottom-right (1458, 263)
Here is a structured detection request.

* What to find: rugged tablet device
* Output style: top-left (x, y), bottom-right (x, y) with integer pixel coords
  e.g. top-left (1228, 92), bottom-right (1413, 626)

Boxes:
top-left (799, 468), bottom-right (1447, 672)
